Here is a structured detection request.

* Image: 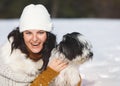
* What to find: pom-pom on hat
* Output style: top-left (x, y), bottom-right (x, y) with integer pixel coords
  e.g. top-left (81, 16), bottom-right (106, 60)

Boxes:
top-left (19, 4), bottom-right (52, 32)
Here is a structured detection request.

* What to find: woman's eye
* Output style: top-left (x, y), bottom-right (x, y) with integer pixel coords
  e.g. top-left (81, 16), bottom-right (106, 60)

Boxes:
top-left (38, 31), bottom-right (45, 34)
top-left (25, 32), bottom-right (31, 34)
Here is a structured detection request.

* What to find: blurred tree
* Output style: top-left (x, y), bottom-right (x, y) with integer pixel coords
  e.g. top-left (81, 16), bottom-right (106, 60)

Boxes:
top-left (51, 0), bottom-right (60, 18)
top-left (55, 0), bottom-right (95, 18)
top-left (0, 0), bottom-right (14, 18)
top-left (92, 0), bottom-right (115, 18)
top-left (0, 0), bottom-right (50, 18)
top-left (0, 0), bottom-right (120, 18)
top-left (112, 0), bottom-right (120, 18)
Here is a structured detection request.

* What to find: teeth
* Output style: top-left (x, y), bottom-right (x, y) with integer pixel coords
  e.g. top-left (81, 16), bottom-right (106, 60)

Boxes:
top-left (31, 43), bottom-right (39, 46)
top-left (33, 44), bottom-right (38, 45)
top-left (33, 45), bottom-right (38, 46)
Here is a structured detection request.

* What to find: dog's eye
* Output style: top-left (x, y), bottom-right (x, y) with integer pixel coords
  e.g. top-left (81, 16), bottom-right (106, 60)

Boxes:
top-left (63, 37), bottom-right (66, 41)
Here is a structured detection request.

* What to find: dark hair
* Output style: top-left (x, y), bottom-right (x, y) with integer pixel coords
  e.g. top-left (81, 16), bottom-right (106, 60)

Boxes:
top-left (8, 27), bottom-right (56, 71)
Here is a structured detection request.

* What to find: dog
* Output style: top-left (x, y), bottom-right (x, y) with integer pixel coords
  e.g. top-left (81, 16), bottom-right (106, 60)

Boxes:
top-left (49, 32), bottom-right (93, 86)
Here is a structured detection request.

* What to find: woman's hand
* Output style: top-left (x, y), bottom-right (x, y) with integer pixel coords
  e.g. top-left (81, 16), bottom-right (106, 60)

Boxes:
top-left (48, 58), bottom-right (68, 72)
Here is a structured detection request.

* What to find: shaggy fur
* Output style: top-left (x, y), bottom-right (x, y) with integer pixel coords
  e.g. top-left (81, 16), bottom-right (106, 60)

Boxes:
top-left (49, 32), bottom-right (93, 86)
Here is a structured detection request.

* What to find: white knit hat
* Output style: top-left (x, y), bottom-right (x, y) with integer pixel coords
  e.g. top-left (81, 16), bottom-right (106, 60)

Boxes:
top-left (19, 4), bottom-right (52, 32)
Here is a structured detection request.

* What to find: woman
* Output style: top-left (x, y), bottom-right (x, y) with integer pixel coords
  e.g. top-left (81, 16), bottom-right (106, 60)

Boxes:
top-left (0, 4), bottom-right (68, 86)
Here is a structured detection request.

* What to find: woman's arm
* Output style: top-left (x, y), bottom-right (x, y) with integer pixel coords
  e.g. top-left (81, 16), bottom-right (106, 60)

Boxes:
top-left (30, 58), bottom-right (68, 86)
top-left (30, 67), bottom-right (59, 86)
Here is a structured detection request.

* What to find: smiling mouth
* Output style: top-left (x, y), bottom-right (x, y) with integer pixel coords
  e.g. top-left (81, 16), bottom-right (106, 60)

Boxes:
top-left (31, 43), bottom-right (40, 46)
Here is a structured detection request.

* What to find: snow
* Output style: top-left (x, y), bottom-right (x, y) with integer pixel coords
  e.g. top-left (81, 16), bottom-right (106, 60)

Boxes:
top-left (0, 18), bottom-right (120, 86)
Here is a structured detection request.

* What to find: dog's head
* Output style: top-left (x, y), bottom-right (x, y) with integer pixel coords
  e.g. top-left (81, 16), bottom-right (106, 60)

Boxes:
top-left (51, 32), bottom-right (93, 64)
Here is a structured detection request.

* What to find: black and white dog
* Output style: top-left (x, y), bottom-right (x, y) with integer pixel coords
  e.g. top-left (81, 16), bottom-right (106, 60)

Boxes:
top-left (49, 32), bottom-right (93, 86)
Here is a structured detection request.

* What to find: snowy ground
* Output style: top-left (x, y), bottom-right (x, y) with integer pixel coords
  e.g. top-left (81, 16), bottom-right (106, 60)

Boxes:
top-left (0, 18), bottom-right (120, 86)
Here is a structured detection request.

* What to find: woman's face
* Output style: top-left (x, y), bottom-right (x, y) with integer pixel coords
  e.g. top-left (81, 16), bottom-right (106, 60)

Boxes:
top-left (23, 30), bottom-right (47, 53)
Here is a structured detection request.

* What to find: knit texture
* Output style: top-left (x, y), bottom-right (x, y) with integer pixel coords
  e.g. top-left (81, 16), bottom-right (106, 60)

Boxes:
top-left (0, 61), bottom-right (35, 86)
top-left (30, 67), bottom-right (59, 86)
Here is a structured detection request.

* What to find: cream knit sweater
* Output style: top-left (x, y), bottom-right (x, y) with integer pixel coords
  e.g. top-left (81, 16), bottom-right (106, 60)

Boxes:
top-left (0, 60), bottom-right (35, 86)
top-left (0, 41), bottom-right (40, 86)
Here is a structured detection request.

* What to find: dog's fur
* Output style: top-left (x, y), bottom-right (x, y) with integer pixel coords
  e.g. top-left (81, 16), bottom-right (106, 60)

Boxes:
top-left (49, 32), bottom-right (93, 86)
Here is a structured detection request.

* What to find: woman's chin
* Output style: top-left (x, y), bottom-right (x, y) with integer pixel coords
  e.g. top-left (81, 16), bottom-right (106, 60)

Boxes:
top-left (30, 48), bottom-right (41, 53)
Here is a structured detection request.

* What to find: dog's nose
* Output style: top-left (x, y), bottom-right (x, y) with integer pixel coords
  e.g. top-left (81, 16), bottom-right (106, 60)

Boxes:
top-left (89, 52), bottom-right (93, 58)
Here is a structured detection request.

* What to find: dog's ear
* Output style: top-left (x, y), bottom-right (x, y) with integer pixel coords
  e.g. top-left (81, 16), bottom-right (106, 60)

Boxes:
top-left (58, 33), bottom-right (84, 60)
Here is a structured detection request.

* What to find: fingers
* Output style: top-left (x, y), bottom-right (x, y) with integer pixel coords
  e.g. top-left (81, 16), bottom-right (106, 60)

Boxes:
top-left (55, 59), bottom-right (68, 72)
top-left (56, 60), bottom-right (68, 71)
top-left (48, 58), bottom-right (68, 72)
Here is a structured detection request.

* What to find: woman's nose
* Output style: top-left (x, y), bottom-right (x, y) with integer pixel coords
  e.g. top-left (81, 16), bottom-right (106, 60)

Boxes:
top-left (32, 34), bottom-right (38, 42)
